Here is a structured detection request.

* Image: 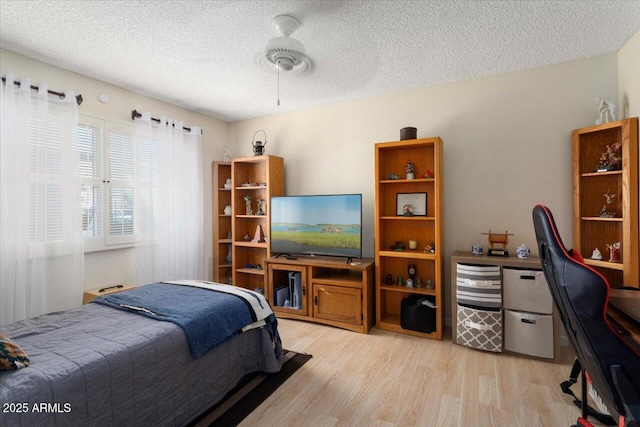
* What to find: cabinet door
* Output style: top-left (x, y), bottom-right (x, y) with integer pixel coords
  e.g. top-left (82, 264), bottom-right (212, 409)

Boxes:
top-left (269, 264), bottom-right (308, 316)
top-left (313, 284), bottom-right (362, 325)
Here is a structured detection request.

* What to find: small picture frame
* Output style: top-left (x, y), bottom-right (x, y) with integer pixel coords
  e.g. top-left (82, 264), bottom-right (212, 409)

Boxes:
top-left (396, 193), bottom-right (427, 216)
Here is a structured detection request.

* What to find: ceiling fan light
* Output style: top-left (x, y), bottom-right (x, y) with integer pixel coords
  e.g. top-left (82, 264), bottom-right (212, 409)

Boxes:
top-left (276, 57), bottom-right (294, 71)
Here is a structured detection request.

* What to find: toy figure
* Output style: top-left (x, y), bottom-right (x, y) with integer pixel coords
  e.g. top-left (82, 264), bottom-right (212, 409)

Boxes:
top-left (422, 169), bottom-right (434, 179)
top-left (385, 274), bottom-right (394, 286)
top-left (256, 198), bottom-right (266, 216)
top-left (596, 97), bottom-right (616, 125)
top-left (244, 195), bottom-right (253, 215)
top-left (591, 248), bottom-right (603, 261)
top-left (607, 242), bottom-right (621, 262)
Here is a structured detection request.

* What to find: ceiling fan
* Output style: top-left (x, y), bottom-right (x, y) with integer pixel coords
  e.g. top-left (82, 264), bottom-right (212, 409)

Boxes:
top-left (260, 14), bottom-right (312, 105)
top-left (264, 14), bottom-right (311, 73)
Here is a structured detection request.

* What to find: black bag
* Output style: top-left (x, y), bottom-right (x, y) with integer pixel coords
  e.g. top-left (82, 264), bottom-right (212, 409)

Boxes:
top-left (400, 295), bottom-right (436, 333)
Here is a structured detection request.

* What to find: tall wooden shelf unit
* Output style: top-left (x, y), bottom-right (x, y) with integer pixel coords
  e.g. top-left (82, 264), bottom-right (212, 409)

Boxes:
top-left (212, 161), bottom-right (232, 283)
top-left (374, 137), bottom-right (444, 339)
top-left (572, 117), bottom-right (639, 287)
top-left (231, 155), bottom-right (285, 290)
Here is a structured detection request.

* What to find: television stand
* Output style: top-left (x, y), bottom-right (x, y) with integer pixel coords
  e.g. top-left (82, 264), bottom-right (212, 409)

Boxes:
top-left (265, 256), bottom-right (375, 333)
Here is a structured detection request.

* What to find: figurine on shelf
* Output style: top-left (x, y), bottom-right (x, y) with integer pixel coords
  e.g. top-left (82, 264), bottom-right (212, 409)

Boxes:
top-left (243, 232), bottom-right (251, 241)
top-left (405, 160), bottom-right (415, 180)
top-left (385, 274), bottom-right (394, 286)
top-left (606, 143), bottom-right (622, 170)
top-left (422, 169), bottom-right (434, 179)
top-left (607, 242), bottom-right (621, 262)
top-left (595, 143), bottom-right (622, 171)
top-left (244, 195), bottom-right (253, 215)
top-left (603, 190), bottom-right (616, 205)
top-left (424, 242), bottom-right (436, 254)
top-left (223, 145), bottom-right (232, 162)
top-left (390, 241), bottom-right (405, 251)
top-left (402, 204), bottom-right (414, 216)
top-left (591, 248), bottom-right (603, 261)
top-left (388, 172), bottom-right (399, 180)
top-left (256, 198), bottom-right (266, 216)
top-left (595, 97), bottom-right (616, 125)
top-left (396, 276), bottom-right (404, 286)
top-left (600, 205), bottom-right (613, 218)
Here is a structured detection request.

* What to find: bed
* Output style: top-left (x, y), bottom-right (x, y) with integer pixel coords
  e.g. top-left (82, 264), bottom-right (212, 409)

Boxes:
top-left (0, 281), bottom-right (283, 426)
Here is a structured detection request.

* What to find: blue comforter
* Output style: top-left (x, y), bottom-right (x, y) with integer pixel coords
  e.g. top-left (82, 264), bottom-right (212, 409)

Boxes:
top-left (93, 283), bottom-right (277, 358)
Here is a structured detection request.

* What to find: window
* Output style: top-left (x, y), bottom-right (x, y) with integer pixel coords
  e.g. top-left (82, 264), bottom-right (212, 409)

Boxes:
top-left (76, 116), bottom-right (137, 251)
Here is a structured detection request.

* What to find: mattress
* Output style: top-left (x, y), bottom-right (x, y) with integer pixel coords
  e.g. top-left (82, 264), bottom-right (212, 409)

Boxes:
top-left (0, 302), bottom-right (283, 426)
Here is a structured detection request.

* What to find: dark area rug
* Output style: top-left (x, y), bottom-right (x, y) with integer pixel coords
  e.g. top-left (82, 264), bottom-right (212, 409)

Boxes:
top-left (189, 350), bottom-right (312, 427)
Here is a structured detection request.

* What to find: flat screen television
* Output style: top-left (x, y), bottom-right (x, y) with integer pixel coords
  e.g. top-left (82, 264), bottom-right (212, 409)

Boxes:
top-left (270, 194), bottom-right (362, 259)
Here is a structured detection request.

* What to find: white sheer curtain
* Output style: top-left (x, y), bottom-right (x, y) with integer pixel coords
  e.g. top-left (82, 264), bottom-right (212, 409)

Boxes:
top-left (133, 113), bottom-right (204, 284)
top-left (0, 74), bottom-right (84, 326)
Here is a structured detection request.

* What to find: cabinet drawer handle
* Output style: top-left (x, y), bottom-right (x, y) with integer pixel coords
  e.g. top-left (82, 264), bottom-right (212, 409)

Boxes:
top-left (520, 275), bottom-right (536, 280)
top-left (464, 320), bottom-right (492, 331)
top-left (521, 318), bottom-right (537, 324)
top-left (314, 296), bottom-right (318, 305)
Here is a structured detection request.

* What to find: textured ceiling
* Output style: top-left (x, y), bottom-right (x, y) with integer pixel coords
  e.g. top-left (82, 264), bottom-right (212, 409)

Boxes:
top-left (1, 1), bottom-right (639, 122)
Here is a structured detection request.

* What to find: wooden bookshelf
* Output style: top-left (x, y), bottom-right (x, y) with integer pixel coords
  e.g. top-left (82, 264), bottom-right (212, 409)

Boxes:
top-left (212, 161), bottom-right (232, 283)
top-left (572, 118), bottom-right (638, 287)
top-left (231, 155), bottom-right (285, 290)
top-left (374, 137), bottom-right (444, 339)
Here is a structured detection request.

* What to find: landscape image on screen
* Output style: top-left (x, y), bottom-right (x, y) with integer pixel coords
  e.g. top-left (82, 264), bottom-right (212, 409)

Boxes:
top-left (271, 194), bottom-right (362, 258)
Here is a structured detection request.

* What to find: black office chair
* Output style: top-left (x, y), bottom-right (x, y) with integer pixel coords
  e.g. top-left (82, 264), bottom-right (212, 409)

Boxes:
top-left (532, 205), bottom-right (640, 427)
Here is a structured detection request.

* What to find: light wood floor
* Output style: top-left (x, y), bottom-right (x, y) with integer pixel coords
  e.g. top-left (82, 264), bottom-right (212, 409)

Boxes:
top-left (240, 319), bottom-right (602, 427)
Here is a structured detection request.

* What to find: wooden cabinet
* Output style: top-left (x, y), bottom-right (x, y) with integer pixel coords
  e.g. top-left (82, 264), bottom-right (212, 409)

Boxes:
top-left (231, 155), bottom-right (285, 290)
top-left (212, 161), bottom-right (232, 283)
top-left (265, 256), bottom-right (375, 333)
top-left (374, 138), bottom-right (444, 339)
top-left (572, 118), bottom-right (639, 287)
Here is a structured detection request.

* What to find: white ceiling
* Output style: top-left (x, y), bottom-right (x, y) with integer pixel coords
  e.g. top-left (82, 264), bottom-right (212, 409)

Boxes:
top-left (1, 1), bottom-right (639, 122)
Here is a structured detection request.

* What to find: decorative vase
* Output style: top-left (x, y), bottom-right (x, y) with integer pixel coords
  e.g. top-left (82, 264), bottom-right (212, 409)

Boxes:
top-left (516, 244), bottom-right (531, 259)
top-left (400, 127), bottom-right (417, 140)
top-left (226, 244), bottom-right (232, 263)
top-left (406, 172), bottom-right (414, 180)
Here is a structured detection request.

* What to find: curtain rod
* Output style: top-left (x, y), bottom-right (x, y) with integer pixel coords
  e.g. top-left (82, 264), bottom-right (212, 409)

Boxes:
top-left (131, 109), bottom-right (202, 135)
top-left (1, 77), bottom-right (83, 105)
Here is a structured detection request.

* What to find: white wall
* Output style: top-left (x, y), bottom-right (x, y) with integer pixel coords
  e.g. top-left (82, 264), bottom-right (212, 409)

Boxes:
top-left (618, 30), bottom-right (640, 272)
top-left (0, 48), bottom-right (230, 289)
top-left (618, 30), bottom-right (640, 119)
top-left (230, 54), bottom-right (620, 322)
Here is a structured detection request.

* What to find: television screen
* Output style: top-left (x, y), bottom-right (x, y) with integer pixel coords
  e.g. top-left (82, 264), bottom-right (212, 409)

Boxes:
top-left (270, 194), bottom-right (362, 259)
